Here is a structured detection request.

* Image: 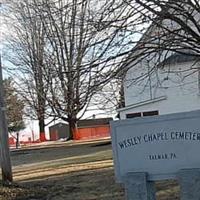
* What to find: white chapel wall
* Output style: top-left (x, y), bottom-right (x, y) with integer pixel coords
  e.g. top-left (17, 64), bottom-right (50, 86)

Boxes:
top-left (121, 60), bottom-right (200, 119)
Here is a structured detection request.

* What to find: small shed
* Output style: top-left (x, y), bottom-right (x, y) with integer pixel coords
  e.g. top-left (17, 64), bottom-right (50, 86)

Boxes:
top-left (74, 118), bottom-right (112, 140)
top-left (49, 122), bottom-right (70, 141)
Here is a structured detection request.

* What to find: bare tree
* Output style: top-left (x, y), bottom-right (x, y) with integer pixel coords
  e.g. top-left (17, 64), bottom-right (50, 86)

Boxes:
top-left (130, 0), bottom-right (200, 57)
top-left (89, 76), bottom-right (125, 119)
top-left (4, 0), bottom-right (52, 141)
top-left (113, 0), bottom-right (200, 99)
top-left (25, 0), bottom-right (144, 138)
top-left (4, 0), bottom-right (152, 139)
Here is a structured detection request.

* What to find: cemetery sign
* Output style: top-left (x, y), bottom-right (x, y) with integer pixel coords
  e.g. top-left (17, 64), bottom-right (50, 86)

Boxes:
top-left (111, 110), bottom-right (200, 182)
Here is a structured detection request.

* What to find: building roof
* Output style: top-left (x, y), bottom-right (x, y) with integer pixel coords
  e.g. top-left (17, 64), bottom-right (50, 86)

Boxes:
top-left (77, 118), bottom-right (113, 128)
top-left (49, 122), bottom-right (69, 130)
top-left (159, 52), bottom-right (199, 67)
top-left (49, 118), bottom-right (113, 130)
top-left (121, 5), bottom-right (200, 72)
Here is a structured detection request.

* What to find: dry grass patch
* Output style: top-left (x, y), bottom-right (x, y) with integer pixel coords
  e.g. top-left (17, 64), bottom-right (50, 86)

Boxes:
top-left (156, 181), bottom-right (180, 200)
top-left (0, 140), bottom-right (181, 199)
top-left (14, 159), bottom-right (113, 182)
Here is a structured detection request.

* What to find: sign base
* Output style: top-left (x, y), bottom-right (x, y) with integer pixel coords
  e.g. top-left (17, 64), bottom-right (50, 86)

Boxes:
top-left (125, 169), bottom-right (200, 200)
top-left (124, 172), bottom-right (156, 200)
top-left (178, 168), bottom-right (200, 200)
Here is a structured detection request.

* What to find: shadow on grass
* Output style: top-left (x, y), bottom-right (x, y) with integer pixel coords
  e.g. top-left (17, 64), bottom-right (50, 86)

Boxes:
top-left (7, 141), bottom-right (180, 200)
top-left (1, 167), bottom-right (180, 200)
top-left (0, 182), bottom-right (47, 200)
top-left (11, 142), bottom-right (112, 167)
top-left (91, 141), bottom-right (111, 147)
top-left (1, 167), bottom-right (124, 200)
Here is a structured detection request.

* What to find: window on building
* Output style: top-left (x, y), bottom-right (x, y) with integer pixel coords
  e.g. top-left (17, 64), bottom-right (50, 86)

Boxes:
top-left (126, 110), bottom-right (159, 119)
top-left (143, 110), bottom-right (159, 116)
top-left (126, 112), bottom-right (141, 119)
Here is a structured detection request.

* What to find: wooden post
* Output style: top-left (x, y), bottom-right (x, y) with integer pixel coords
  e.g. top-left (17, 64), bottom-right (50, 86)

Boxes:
top-left (124, 172), bottom-right (156, 200)
top-left (0, 55), bottom-right (13, 184)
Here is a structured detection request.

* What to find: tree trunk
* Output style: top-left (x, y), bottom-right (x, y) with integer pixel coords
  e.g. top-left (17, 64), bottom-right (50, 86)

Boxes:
top-left (68, 118), bottom-right (77, 140)
top-left (16, 132), bottom-right (20, 149)
top-left (39, 118), bottom-right (46, 142)
top-left (0, 55), bottom-right (13, 184)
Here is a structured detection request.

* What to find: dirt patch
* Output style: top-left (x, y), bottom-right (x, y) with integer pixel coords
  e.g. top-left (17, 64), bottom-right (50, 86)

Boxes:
top-left (0, 183), bottom-right (47, 200)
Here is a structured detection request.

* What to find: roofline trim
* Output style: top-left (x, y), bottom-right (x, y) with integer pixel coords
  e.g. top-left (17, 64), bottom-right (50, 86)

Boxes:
top-left (117, 96), bottom-right (167, 112)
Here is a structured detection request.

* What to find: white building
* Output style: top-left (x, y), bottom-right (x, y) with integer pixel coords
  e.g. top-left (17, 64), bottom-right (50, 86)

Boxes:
top-left (118, 51), bottom-right (200, 119)
top-left (118, 2), bottom-right (200, 120)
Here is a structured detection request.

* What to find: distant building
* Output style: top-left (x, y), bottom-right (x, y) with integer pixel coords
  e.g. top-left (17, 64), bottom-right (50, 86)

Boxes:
top-left (49, 123), bottom-right (70, 141)
top-left (49, 118), bottom-right (112, 141)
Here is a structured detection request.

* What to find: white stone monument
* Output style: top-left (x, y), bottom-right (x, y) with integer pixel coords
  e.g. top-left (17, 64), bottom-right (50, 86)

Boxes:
top-left (111, 110), bottom-right (200, 200)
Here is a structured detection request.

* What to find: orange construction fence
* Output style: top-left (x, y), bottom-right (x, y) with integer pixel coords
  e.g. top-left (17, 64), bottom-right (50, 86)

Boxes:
top-left (9, 137), bottom-right (15, 145)
top-left (74, 125), bottom-right (110, 140)
top-left (40, 132), bottom-right (47, 142)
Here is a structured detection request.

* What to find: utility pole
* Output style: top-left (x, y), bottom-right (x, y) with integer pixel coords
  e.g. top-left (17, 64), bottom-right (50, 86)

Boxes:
top-left (0, 1), bottom-right (13, 185)
top-left (0, 55), bottom-right (13, 184)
